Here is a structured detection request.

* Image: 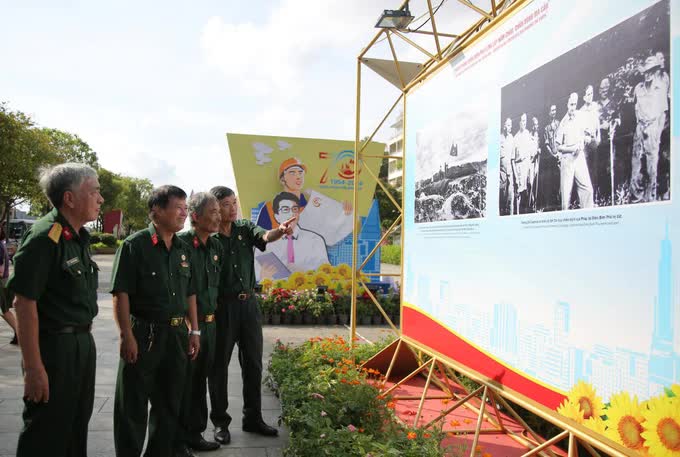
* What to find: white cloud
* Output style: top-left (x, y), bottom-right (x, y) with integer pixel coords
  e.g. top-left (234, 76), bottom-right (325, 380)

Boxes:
top-left (200, 0), bottom-right (379, 98)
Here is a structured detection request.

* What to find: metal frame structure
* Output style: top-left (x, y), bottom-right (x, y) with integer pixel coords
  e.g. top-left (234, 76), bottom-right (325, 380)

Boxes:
top-left (350, 1), bottom-right (640, 456)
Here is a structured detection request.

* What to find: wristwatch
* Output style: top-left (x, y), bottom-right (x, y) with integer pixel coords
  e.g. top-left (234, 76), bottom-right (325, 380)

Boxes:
top-left (190, 330), bottom-right (201, 336)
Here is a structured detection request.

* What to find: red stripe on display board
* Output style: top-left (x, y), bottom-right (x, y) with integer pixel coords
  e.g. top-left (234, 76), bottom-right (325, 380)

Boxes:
top-left (402, 306), bottom-right (566, 409)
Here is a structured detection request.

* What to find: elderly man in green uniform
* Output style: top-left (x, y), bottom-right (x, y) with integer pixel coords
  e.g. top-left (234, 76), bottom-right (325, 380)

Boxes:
top-left (8, 162), bottom-right (103, 457)
top-left (208, 186), bottom-right (295, 444)
top-left (174, 192), bottom-right (223, 456)
top-left (111, 185), bottom-right (201, 457)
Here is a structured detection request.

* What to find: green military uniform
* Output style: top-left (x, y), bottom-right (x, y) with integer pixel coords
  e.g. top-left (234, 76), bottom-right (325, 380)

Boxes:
top-left (111, 223), bottom-right (196, 457)
top-left (208, 220), bottom-right (267, 428)
top-left (7, 208), bottom-right (98, 457)
top-left (176, 229), bottom-right (222, 445)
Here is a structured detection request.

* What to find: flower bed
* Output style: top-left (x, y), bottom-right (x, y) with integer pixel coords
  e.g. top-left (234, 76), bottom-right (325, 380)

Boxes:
top-left (258, 263), bottom-right (400, 326)
top-left (266, 336), bottom-right (466, 456)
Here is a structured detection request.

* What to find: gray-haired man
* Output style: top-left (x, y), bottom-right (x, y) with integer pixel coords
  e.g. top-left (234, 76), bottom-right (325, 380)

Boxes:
top-left (7, 163), bottom-right (104, 457)
top-left (175, 193), bottom-right (223, 456)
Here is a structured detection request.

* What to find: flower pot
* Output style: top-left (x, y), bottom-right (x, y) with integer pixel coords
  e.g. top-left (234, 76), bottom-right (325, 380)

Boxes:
top-left (372, 315), bottom-right (383, 326)
top-left (325, 314), bottom-right (337, 325)
top-left (337, 314), bottom-right (348, 325)
top-left (282, 314), bottom-right (292, 325)
top-left (360, 315), bottom-right (372, 326)
top-left (303, 313), bottom-right (315, 325)
top-left (270, 314), bottom-right (281, 325)
top-left (263, 313), bottom-right (271, 325)
top-left (292, 314), bottom-right (303, 325)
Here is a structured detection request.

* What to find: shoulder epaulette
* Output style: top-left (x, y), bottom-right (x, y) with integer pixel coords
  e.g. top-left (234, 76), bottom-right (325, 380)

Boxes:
top-left (47, 223), bottom-right (62, 244)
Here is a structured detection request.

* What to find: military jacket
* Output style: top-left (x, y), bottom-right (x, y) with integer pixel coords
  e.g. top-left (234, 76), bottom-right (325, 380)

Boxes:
top-left (7, 208), bottom-right (98, 328)
top-left (110, 223), bottom-right (196, 321)
top-left (212, 220), bottom-right (266, 295)
top-left (177, 229), bottom-right (222, 315)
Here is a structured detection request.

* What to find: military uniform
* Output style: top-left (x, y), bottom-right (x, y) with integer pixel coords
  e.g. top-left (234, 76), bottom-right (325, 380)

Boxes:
top-left (176, 229), bottom-right (222, 446)
top-left (209, 220), bottom-right (267, 429)
top-left (111, 223), bottom-right (196, 457)
top-left (7, 208), bottom-right (98, 457)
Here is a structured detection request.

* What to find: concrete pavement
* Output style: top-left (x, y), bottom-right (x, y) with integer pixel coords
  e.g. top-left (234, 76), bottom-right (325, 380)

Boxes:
top-left (0, 255), bottom-right (395, 456)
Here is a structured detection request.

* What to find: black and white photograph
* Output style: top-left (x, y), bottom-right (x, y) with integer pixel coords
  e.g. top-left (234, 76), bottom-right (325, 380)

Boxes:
top-left (499, 0), bottom-right (670, 216)
top-left (415, 103), bottom-right (488, 222)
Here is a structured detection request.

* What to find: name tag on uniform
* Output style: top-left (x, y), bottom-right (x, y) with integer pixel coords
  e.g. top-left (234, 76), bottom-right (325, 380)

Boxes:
top-left (66, 257), bottom-right (80, 267)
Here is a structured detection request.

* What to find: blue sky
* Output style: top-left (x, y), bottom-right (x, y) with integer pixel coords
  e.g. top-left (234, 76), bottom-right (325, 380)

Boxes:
top-left (0, 0), bottom-right (411, 194)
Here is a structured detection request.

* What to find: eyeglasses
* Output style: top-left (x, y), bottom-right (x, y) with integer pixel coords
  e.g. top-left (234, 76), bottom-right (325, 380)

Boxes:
top-left (278, 205), bottom-right (300, 214)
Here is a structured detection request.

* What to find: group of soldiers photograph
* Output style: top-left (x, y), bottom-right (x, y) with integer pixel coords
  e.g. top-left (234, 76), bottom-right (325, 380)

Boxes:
top-left (500, 49), bottom-right (671, 216)
top-left (6, 162), bottom-right (296, 457)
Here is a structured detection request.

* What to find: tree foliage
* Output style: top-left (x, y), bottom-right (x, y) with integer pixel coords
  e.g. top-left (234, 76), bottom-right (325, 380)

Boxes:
top-left (1, 101), bottom-right (153, 235)
top-left (0, 103), bottom-right (56, 224)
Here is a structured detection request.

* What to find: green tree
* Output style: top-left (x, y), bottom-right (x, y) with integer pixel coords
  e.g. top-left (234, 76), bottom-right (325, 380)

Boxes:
top-left (43, 128), bottom-right (99, 167)
top-left (0, 103), bottom-right (56, 227)
top-left (28, 129), bottom-right (101, 216)
top-left (94, 168), bottom-right (152, 235)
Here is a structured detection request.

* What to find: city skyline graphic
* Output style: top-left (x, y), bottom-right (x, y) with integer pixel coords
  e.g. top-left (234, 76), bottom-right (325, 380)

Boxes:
top-left (408, 227), bottom-right (680, 401)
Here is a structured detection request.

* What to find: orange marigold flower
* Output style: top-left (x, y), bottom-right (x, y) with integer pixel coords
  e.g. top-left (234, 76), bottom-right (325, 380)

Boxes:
top-left (423, 433), bottom-right (431, 438)
top-left (464, 419), bottom-right (472, 424)
top-left (407, 432), bottom-right (417, 440)
top-left (450, 420), bottom-right (460, 427)
top-left (387, 401), bottom-right (395, 409)
top-left (482, 453), bottom-right (492, 457)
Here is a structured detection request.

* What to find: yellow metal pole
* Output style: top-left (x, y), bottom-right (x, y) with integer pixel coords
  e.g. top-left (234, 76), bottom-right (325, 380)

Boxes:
top-left (469, 386), bottom-right (488, 457)
top-left (426, 0), bottom-right (442, 58)
top-left (414, 358), bottom-right (437, 427)
top-left (357, 93), bottom-right (404, 155)
top-left (351, 57), bottom-right (361, 347)
top-left (521, 431), bottom-right (569, 457)
top-left (386, 32), bottom-right (406, 89)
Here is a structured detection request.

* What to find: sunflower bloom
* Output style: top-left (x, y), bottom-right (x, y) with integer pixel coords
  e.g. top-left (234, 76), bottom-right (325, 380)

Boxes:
top-left (583, 417), bottom-right (606, 435)
top-left (641, 395), bottom-right (680, 457)
top-left (313, 272), bottom-right (331, 287)
top-left (566, 381), bottom-right (604, 421)
top-left (287, 272), bottom-right (307, 289)
top-left (318, 263), bottom-right (333, 274)
top-left (261, 278), bottom-right (273, 292)
top-left (604, 392), bottom-right (646, 451)
top-left (556, 398), bottom-right (585, 424)
top-left (337, 263), bottom-right (351, 278)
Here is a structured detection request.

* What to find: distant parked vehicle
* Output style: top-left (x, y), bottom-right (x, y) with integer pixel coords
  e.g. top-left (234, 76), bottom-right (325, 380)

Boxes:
top-left (7, 219), bottom-right (35, 262)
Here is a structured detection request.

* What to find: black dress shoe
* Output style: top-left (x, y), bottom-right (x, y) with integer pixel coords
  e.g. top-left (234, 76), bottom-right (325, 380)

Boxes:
top-left (188, 437), bottom-right (220, 452)
top-left (214, 426), bottom-right (231, 444)
top-left (242, 419), bottom-right (279, 436)
top-left (174, 445), bottom-right (196, 457)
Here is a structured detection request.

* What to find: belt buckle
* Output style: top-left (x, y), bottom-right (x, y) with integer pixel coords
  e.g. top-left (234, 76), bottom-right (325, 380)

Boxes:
top-left (170, 317), bottom-right (183, 327)
top-left (238, 293), bottom-right (248, 301)
top-left (204, 314), bottom-right (215, 323)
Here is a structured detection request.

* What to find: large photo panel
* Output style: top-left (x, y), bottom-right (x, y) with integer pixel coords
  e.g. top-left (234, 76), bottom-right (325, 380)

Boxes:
top-left (403, 0), bottom-right (678, 443)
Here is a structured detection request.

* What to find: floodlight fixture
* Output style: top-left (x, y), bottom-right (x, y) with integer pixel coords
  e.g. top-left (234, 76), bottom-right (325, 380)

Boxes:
top-left (375, 5), bottom-right (415, 29)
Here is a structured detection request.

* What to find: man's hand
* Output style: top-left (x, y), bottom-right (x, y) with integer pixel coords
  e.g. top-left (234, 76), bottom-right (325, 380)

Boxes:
top-left (24, 365), bottom-right (49, 403)
top-left (120, 334), bottom-right (138, 364)
top-left (278, 216), bottom-right (297, 236)
top-left (189, 334), bottom-right (200, 361)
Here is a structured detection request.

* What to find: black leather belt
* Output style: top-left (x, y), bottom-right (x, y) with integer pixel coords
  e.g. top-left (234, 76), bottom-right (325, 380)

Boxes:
top-left (132, 315), bottom-right (184, 326)
top-left (224, 292), bottom-right (251, 301)
top-left (41, 323), bottom-right (92, 334)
